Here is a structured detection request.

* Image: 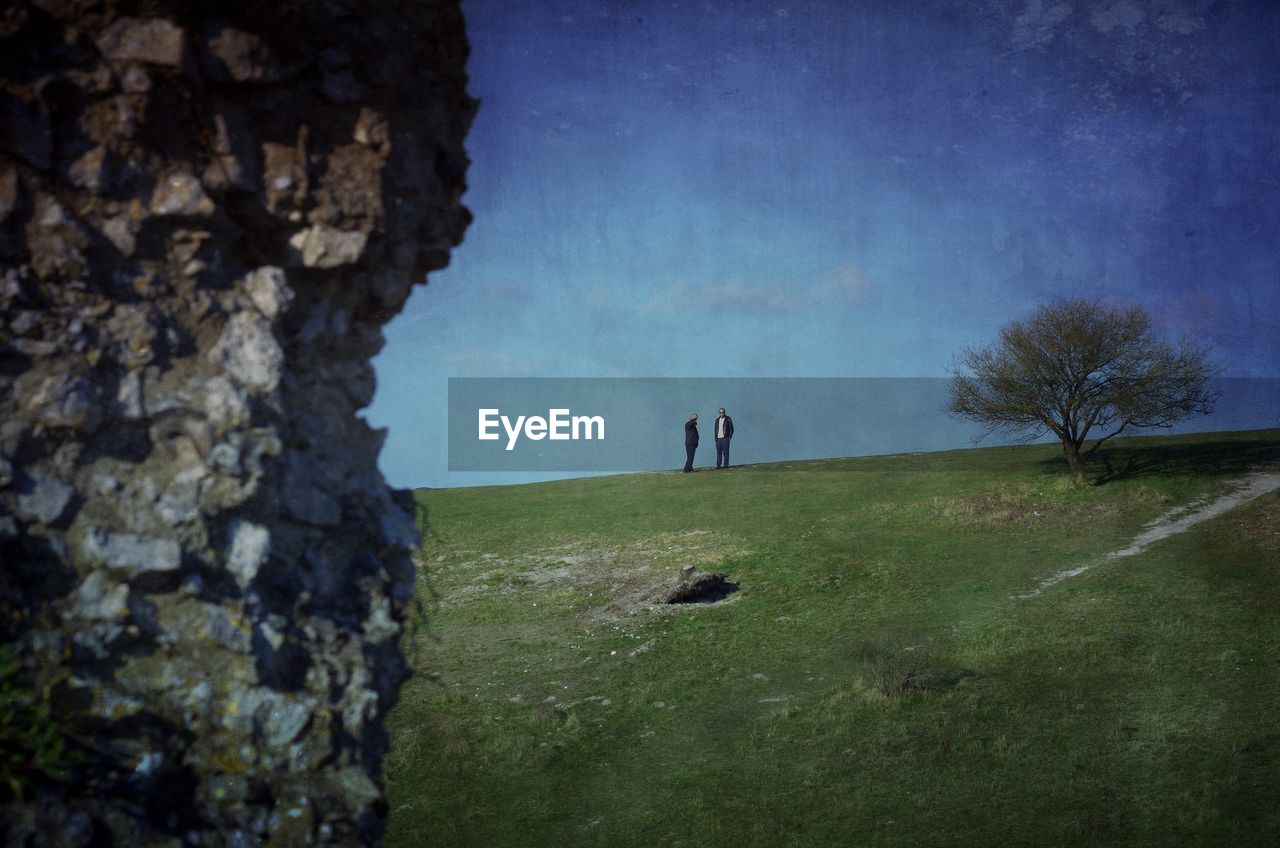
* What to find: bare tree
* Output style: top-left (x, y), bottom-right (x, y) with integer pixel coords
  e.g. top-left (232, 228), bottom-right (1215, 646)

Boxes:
top-left (949, 299), bottom-right (1219, 486)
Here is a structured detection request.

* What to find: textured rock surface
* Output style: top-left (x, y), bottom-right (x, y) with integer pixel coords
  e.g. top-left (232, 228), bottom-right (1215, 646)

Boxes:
top-left (0, 1), bottom-right (473, 844)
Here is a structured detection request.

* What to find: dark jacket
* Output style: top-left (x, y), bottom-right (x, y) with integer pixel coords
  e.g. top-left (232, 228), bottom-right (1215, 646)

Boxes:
top-left (714, 414), bottom-right (734, 439)
top-left (684, 419), bottom-right (699, 447)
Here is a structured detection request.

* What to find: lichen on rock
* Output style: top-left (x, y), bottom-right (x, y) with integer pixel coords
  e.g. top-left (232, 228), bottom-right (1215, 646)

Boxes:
top-left (0, 1), bottom-right (474, 844)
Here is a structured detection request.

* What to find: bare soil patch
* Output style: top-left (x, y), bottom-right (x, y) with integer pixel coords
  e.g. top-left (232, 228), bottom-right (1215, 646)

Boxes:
top-left (431, 530), bottom-right (745, 620)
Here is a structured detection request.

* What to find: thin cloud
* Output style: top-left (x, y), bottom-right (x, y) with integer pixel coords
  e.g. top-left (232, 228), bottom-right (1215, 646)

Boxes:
top-left (440, 347), bottom-right (560, 375)
top-left (813, 263), bottom-right (875, 306)
top-left (487, 281), bottom-right (536, 303)
top-left (701, 280), bottom-right (803, 311)
top-left (640, 263), bottom-right (876, 315)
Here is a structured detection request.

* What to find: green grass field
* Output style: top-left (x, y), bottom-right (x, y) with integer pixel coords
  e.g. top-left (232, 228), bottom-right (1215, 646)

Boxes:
top-left (386, 429), bottom-right (1280, 847)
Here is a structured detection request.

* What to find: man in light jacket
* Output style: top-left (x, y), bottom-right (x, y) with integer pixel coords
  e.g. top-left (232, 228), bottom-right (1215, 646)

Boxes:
top-left (714, 407), bottom-right (734, 469)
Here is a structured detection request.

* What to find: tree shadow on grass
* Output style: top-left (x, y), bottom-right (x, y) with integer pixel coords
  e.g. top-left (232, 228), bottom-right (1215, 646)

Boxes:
top-left (1035, 435), bottom-right (1280, 486)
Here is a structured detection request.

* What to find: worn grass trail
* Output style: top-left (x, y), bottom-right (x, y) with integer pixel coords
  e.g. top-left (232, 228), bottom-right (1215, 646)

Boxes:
top-left (387, 429), bottom-right (1280, 847)
top-left (1012, 469), bottom-right (1280, 599)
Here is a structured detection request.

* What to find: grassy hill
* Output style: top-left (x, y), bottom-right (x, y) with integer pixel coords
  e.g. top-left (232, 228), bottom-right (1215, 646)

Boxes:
top-left (386, 429), bottom-right (1280, 847)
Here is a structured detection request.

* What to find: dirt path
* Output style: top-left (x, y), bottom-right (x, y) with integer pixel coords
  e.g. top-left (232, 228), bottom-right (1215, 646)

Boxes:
top-left (1014, 471), bottom-right (1280, 600)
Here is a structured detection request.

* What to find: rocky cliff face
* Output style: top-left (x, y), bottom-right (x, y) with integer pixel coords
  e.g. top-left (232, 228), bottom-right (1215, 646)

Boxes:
top-left (0, 1), bottom-right (473, 843)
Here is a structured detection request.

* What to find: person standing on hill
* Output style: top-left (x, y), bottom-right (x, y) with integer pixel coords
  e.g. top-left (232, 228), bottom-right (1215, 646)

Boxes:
top-left (683, 412), bottom-right (699, 473)
top-left (714, 407), bottom-right (734, 469)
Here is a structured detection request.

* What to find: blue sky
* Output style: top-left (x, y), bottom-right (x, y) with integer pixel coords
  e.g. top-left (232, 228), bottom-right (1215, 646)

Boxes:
top-left (367, 0), bottom-right (1280, 488)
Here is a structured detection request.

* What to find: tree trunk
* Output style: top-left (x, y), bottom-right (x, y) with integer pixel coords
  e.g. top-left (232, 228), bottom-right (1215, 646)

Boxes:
top-left (1062, 439), bottom-right (1088, 487)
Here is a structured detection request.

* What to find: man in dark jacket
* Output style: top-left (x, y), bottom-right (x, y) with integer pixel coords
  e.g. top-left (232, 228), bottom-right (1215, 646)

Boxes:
top-left (714, 407), bottom-right (734, 469)
top-left (683, 412), bottom-right (699, 473)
